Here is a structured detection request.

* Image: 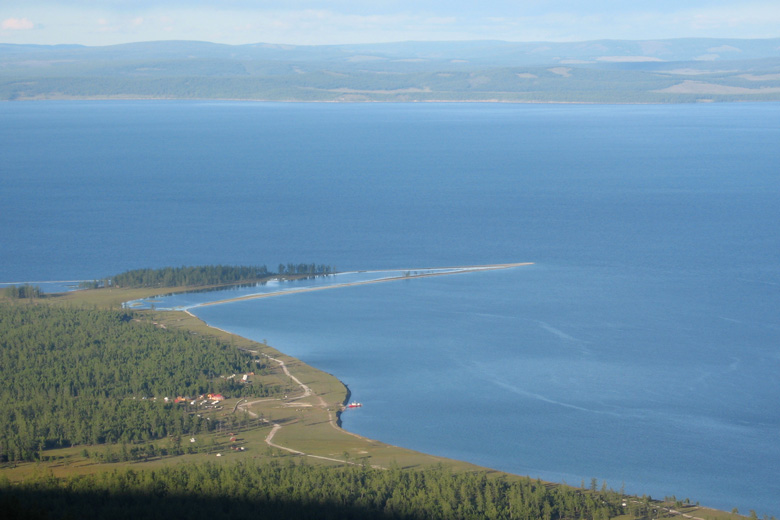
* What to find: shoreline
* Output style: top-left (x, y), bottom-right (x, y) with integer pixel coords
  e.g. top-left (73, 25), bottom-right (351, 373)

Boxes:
top-left (173, 262), bottom-right (539, 467)
top-left (178, 304), bottom-right (477, 472)
top-left (172, 271), bottom-right (734, 519)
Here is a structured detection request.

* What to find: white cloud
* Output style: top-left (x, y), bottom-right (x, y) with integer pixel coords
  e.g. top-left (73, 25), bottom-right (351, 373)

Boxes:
top-left (596, 56), bottom-right (665, 62)
top-left (668, 3), bottom-right (780, 35)
top-left (211, 9), bottom-right (467, 44)
top-left (707, 45), bottom-right (741, 52)
top-left (2, 17), bottom-right (35, 30)
top-left (470, 3), bottom-right (780, 42)
top-left (94, 15), bottom-right (153, 35)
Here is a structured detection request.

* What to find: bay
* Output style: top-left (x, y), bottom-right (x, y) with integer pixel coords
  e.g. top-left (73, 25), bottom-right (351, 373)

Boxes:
top-left (1, 101), bottom-right (778, 515)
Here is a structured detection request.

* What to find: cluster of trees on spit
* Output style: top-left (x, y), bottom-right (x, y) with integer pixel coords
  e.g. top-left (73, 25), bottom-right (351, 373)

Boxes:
top-left (78, 263), bottom-right (336, 289)
top-left (0, 460), bottom-right (629, 520)
top-left (0, 304), bottom-right (278, 462)
top-left (2, 284), bottom-right (43, 299)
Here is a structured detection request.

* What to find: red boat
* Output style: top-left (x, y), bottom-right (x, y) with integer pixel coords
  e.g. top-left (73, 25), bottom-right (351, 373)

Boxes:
top-left (346, 402), bottom-right (362, 408)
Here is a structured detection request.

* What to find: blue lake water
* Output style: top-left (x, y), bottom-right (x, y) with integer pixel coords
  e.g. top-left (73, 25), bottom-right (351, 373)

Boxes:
top-left (1, 101), bottom-right (778, 515)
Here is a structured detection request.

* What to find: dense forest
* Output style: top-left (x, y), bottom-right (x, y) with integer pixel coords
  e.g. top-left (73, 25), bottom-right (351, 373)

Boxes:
top-left (0, 303), bottom-right (277, 461)
top-left (0, 460), bottom-right (631, 520)
top-left (103, 263), bottom-right (335, 289)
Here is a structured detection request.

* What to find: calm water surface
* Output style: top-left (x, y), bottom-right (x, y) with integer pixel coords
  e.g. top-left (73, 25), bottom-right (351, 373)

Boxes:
top-left (1, 101), bottom-right (778, 515)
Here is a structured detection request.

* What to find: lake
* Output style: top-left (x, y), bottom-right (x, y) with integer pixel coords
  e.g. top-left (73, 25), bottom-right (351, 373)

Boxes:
top-left (1, 101), bottom-right (778, 516)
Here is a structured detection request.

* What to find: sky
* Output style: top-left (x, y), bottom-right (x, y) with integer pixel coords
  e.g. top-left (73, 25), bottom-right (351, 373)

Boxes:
top-left (2, 1), bottom-right (779, 47)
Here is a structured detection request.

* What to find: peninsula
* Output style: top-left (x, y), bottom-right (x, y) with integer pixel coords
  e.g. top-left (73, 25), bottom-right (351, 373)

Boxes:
top-left (194, 263), bottom-right (533, 307)
top-left (0, 264), bottom-right (752, 519)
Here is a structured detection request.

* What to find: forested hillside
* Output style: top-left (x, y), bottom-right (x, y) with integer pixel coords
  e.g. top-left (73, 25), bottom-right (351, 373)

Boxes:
top-left (2, 38), bottom-right (780, 102)
top-left (0, 303), bottom-right (276, 461)
top-left (0, 460), bottom-right (631, 520)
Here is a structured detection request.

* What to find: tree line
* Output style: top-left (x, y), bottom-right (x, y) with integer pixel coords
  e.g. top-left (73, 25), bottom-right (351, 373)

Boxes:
top-left (96, 263), bottom-right (335, 289)
top-left (0, 459), bottom-right (628, 520)
top-left (107, 265), bottom-right (271, 288)
top-left (0, 303), bottom-right (279, 462)
top-left (277, 263), bottom-right (336, 276)
top-left (2, 284), bottom-right (43, 299)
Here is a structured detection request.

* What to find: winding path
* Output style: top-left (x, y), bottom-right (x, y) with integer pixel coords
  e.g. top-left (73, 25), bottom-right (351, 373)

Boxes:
top-left (234, 350), bottom-right (371, 466)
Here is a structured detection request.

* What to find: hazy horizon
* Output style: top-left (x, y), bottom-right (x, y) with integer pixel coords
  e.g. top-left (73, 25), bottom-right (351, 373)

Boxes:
top-left (4, 34), bottom-right (780, 49)
top-left (2, 1), bottom-right (779, 47)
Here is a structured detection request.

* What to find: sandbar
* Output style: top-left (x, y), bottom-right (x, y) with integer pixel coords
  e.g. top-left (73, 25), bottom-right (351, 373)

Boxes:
top-left (195, 262), bottom-right (533, 308)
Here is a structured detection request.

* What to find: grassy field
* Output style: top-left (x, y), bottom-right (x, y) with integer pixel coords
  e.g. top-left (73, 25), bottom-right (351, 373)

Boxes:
top-left (0, 284), bottom-right (746, 520)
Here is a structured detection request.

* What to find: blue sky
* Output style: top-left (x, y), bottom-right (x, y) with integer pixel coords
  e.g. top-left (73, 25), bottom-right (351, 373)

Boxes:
top-left (2, 1), bottom-right (779, 46)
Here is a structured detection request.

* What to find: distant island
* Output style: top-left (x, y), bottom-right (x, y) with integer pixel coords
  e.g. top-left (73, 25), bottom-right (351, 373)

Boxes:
top-left (2, 38), bottom-right (780, 103)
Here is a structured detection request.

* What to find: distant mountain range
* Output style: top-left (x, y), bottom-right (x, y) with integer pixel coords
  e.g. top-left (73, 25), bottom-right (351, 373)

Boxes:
top-left (2, 38), bottom-right (780, 102)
